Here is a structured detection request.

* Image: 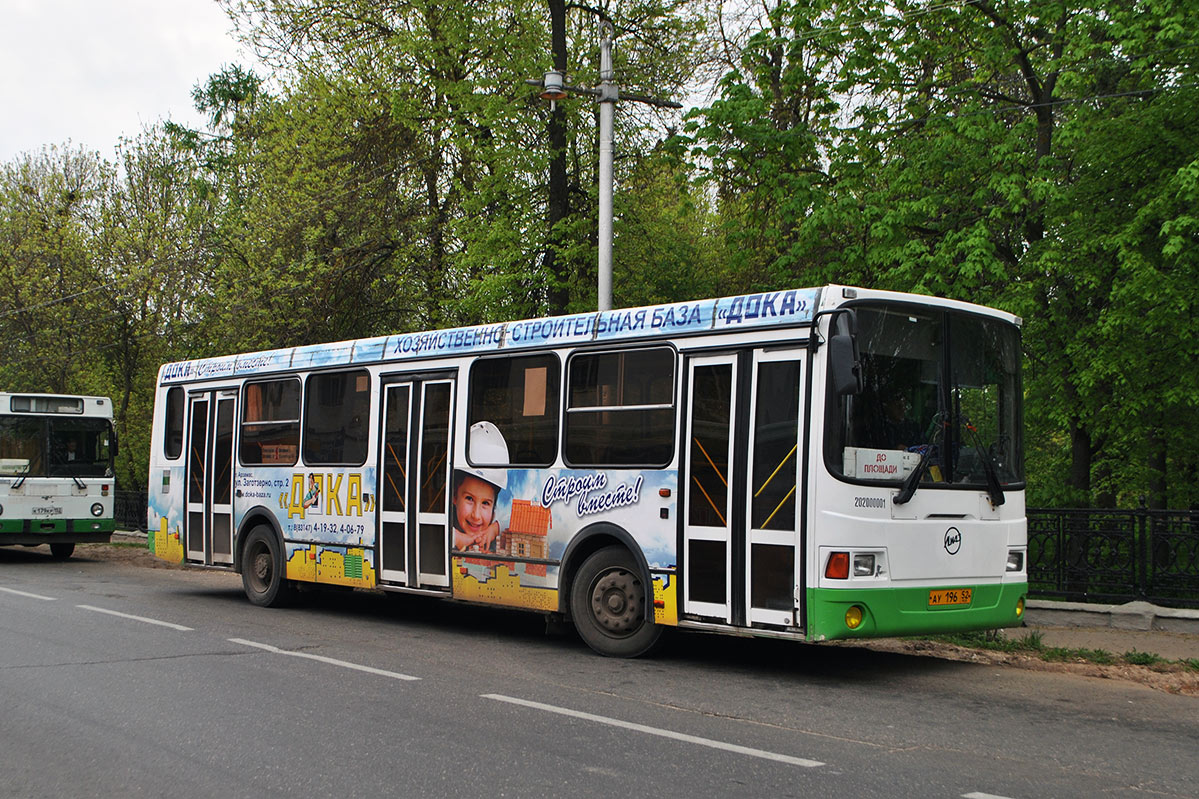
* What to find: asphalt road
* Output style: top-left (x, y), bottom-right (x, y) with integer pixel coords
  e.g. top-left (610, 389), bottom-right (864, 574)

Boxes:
top-left (1, 546), bottom-right (1197, 799)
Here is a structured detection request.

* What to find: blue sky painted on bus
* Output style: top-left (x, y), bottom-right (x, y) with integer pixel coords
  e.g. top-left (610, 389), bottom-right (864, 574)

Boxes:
top-left (501, 468), bottom-right (677, 568)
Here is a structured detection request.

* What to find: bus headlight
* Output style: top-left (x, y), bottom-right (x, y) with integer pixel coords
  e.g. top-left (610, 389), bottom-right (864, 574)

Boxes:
top-left (91, 503), bottom-right (104, 517)
top-left (853, 553), bottom-right (876, 577)
top-left (0, 502), bottom-right (4, 515)
top-left (1006, 550), bottom-right (1024, 572)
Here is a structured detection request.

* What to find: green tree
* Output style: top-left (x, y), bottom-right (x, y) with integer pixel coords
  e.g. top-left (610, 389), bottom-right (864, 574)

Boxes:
top-left (0, 146), bottom-right (112, 394)
top-left (686, 0), bottom-right (1199, 507)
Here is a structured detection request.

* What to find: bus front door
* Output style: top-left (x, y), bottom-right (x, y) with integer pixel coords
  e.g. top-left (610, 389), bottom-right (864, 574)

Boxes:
top-left (184, 390), bottom-right (236, 566)
top-left (744, 349), bottom-right (805, 628)
top-left (683, 348), bottom-right (806, 629)
top-left (377, 377), bottom-right (455, 590)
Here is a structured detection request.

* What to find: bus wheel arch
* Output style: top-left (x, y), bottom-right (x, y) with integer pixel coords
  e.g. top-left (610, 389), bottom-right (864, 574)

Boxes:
top-left (560, 524), bottom-right (661, 658)
top-left (236, 512), bottom-right (294, 608)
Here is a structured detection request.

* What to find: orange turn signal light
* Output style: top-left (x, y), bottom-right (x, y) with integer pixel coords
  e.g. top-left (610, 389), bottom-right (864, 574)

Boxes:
top-left (825, 551), bottom-right (850, 580)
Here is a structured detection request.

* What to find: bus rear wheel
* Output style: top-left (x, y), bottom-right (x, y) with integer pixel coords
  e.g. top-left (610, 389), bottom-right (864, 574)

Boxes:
top-left (49, 543), bottom-right (75, 560)
top-left (241, 526), bottom-right (294, 608)
top-left (570, 546), bottom-right (661, 658)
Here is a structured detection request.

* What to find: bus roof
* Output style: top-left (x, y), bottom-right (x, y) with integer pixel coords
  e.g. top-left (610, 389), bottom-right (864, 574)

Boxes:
top-left (157, 284), bottom-right (1020, 385)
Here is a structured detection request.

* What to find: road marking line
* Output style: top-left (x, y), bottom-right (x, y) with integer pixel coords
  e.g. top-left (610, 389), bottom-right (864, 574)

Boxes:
top-left (482, 693), bottom-right (824, 768)
top-left (0, 586), bottom-right (57, 600)
top-left (963, 793), bottom-right (1017, 799)
top-left (228, 638), bottom-right (420, 681)
top-left (76, 605), bottom-right (193, 630)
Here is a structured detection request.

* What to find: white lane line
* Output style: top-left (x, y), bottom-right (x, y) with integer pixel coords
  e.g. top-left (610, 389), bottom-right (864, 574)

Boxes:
top-left (482, 693), bottom-right (824, 768)
top-left (228, 638), bottom-right (420, 681)
top-left (963, 793), bottom-right (1017, 799)
top-left (76, 605), bottom-right (193, 631)
top-left (0, 586), bottom-right (57, 600)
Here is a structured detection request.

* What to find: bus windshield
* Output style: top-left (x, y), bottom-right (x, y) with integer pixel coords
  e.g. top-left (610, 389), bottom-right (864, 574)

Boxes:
top-left (828, 303), bottom-right (1023, 489)
top-left (0, 416), bottom-right (115, 478)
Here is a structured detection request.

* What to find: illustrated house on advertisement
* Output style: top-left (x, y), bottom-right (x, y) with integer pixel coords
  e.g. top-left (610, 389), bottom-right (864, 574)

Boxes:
top-left (498, 499), bottom-right (551, 576)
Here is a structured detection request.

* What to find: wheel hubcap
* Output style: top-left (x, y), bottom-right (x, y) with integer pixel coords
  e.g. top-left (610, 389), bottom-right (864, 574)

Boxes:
top-left (250, 547), bottom-right (271, 589)
top-left (590, 568), bottom-right (641, 636)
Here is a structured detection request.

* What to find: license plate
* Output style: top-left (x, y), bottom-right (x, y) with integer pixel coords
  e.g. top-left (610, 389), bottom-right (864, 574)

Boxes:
top-left (928, 588), bottom-right (973, 607)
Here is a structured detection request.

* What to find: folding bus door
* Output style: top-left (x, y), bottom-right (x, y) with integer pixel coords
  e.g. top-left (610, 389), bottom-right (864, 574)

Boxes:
top-left (743, 349), bottom-right (806, 628)
top-left (377, 376), bottom-right (455, 590)
top-left (185, 389), bottom-right (236, 565)
top-left (682, 354), bottom-right (737, 622)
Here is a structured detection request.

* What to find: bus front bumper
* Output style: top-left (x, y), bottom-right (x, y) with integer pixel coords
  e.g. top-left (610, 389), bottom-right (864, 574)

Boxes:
top-left (0, 517), bottom-right (115, 545)
top-left (808, 582), bottom-right (1028, 641)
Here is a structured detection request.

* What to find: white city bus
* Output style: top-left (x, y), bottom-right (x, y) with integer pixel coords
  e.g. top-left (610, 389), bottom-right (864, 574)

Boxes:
top-left (0, 393), bottom-right (117, 560)
top-left (147, 285), bottom-right (1027, 656)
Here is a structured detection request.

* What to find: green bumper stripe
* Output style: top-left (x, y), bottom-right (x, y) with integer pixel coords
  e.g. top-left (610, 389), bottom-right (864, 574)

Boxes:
top-left (808, 582), bottom-right (1028, 641)
top-left (72, 518), bottom-right (116, 533)
top-left (0, 518), bottom-right (115, 534)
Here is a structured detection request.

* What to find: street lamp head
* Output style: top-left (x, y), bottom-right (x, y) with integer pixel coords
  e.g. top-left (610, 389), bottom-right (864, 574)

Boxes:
top-left (539, 71), bottom-right (568, 102)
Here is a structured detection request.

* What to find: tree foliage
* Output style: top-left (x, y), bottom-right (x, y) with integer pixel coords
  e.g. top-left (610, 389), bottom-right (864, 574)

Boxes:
top-left (0, 0), bottom-right (1195, 508)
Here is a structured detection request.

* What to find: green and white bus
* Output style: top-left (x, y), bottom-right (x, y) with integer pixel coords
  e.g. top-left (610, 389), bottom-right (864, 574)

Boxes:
top-left (147, 285), bottom-right (1026, 656)
top-left (0, 393), bottom-right (118, 560)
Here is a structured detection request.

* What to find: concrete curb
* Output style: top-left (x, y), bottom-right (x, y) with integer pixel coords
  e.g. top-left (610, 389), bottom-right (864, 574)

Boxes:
top-left (1026, 599), bottom-right (1199, 635)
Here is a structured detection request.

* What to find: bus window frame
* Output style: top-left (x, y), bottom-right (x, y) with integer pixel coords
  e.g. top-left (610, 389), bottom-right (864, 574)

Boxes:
top-left (164, 386), bottom-right (185, 460)
top-left (239, 376), bottom-right (302, 467)
top-left (301, 368), bottom-right (371, 467)
top-left (466, 352), bottom-right (563, 468)
top-left (562, 344), bottom-right (678, 469)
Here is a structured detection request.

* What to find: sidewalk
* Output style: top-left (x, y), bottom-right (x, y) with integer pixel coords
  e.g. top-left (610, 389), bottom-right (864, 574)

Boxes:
top-left (1022, 600), bottom-right (1199, 662)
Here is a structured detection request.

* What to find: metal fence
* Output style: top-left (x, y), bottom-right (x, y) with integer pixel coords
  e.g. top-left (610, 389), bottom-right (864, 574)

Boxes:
top-left (114, 490), bottom-right (148, 532)
top-left (1028, 508), bottom-right (1199, 608)
top-left (113, 492), bottom-right (1198, 607)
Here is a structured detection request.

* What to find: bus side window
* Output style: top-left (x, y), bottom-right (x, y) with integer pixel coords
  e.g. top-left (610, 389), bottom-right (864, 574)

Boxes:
top-left (565, 348), bottom-right (675, 467)
top-left (240, 378), bottom-right (301, 466)
top-left (468, 355), bottom-right (560, 466)
top-left (165, 386), bottom-right (184, 459)
top-left (303, 370), bottom-right (371, 466)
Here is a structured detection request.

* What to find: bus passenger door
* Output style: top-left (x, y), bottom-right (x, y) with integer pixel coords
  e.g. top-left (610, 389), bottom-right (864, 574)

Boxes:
top-left (185, 395), bottom-right (209, 563)
top-left (683, 354), bottom-right (737, 623)
top-left (377, 376), bottom-right (455, 590)
top-left (185, 390), bottom-right (236, 566)
top-left (378, 382), bottom-right (412, 584)
top-left (209, 393), bottom-right (236, 565)
top-left (744, 349), bottom-right (805, 628)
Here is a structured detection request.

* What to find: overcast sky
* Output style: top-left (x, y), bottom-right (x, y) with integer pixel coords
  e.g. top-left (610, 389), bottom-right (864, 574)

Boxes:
top-left (0, 0), bottom-right (257, 163)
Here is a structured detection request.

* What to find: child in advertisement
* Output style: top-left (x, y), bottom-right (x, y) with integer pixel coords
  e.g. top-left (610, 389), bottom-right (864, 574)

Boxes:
top-left (452, 422), bottom-right (509, 552)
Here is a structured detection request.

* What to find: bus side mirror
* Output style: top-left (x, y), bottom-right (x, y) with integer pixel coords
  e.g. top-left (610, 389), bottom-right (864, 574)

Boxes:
top-left (829, 310), bottom-right (862, 396)
top-left (111, 430), bottom-right (119, 459)
top-left (830, 335), bottom-right (862, 395)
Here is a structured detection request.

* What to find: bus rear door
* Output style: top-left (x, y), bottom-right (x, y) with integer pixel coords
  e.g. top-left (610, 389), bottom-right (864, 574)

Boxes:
top-left (184, 389), bottom-right (236, 566)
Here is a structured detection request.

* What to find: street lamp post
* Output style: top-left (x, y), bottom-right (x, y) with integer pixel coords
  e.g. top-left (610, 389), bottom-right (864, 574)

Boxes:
top-left (528, 22), bottom-right (681, 312)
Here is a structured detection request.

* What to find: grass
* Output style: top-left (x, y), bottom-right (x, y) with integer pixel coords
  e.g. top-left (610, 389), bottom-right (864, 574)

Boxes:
top-left (925, 629), bottom-right (1193, 670)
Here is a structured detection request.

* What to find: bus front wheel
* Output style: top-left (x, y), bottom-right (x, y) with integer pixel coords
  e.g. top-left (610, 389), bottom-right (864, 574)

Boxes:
top-left (570, 546), bottom-right (661, 658)
top-left (49, 543), bottom-right (74, 560)
top-left (241, 526), bottom-right (294, 608)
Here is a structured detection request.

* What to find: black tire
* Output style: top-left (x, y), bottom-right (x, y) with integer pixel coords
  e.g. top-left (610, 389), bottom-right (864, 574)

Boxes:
top-left (570, 545), bottom-right (661, 658)
top-left (240, 525), bottom-right (294, 607)
top-left (49, 542), bottom-right (75, 560)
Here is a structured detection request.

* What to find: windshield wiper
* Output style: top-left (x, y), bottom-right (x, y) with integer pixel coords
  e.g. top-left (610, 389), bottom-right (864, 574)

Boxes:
top-left (961, 415), bottom-right (1004, 508)
top-left (893, 414), bottom-right (946, 505)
